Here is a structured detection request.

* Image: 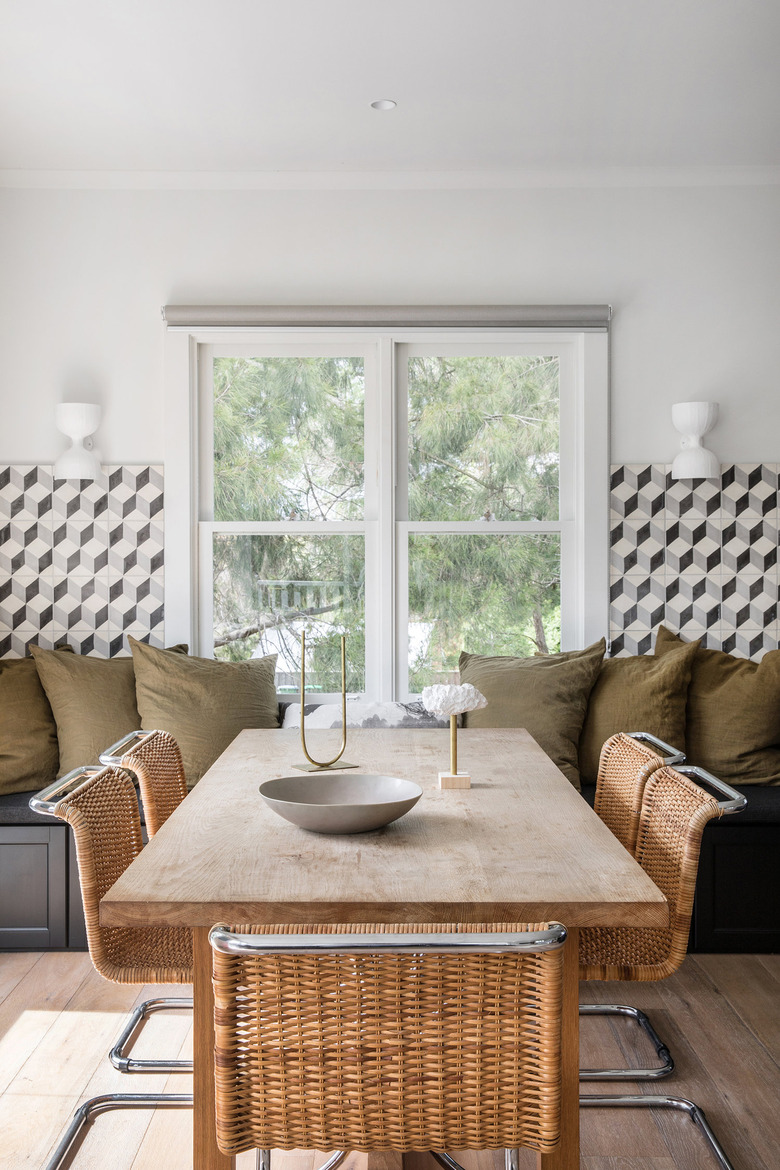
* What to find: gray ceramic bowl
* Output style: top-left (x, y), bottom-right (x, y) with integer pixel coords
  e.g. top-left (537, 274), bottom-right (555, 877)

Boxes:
top-left (259, 773), bottom-right (423, 834)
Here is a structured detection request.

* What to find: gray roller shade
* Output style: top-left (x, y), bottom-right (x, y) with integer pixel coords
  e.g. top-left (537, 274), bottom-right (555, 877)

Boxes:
top-left (162, 304), bottom-right (612, 330)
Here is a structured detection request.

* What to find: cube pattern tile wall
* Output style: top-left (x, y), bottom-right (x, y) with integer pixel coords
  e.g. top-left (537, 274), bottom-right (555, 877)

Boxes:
top-left (0, 466), bottom-right (164, 657)
top-left (2, 462), bottom-right (777, 662)
top-left (610, 464), bottom-right (779, 659)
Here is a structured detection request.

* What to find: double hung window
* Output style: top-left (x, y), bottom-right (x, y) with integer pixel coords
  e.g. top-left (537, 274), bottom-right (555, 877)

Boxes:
top-left (163, 311), bottom-right (608, 697)
top-left (164, 316), bottom-right (608, 699)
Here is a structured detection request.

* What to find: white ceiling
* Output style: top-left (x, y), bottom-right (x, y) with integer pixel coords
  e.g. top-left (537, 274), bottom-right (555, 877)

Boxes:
top-left (2, 0), bottom-right (779, 175)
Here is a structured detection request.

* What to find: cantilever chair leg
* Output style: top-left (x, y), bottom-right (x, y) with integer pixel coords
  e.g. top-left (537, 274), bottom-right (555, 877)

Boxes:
top-left (580, 1094), bottom-right (735, 1170)
top-left (431, 1152), bottom-right (522, 1170)
top-left (579, 1003), bottom-right (674, 1080)
top-left (44, 1092), bottom-right (192, 1170)
top-left (109, 996), bottom-right (194, 1072)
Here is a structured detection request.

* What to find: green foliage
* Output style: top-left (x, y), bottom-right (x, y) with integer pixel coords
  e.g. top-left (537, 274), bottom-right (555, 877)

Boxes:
top-left (408, 355), bottom-right (559, 521)
top-left (210, 352), bottom-right (561, 689)
top-left (213, 356), bottom-right (364, 521)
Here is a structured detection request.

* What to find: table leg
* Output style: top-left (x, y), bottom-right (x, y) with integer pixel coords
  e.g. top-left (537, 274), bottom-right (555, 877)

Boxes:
top-left (194, 926), bottom-right (234, 1169)
top-left (538, 926), bottom-right (579, 1170)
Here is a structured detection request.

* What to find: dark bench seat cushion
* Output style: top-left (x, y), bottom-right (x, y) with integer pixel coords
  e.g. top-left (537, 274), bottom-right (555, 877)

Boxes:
top-left (579, 782), bottom-right (780, 826)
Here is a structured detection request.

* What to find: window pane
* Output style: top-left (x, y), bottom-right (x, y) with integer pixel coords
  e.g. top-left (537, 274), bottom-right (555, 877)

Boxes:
top-left (407, 355), bottom-right (559, 521)
top-left (407, 533), bottom-right (561, 692)
top-left (213, 356), bottom-right (364, 521)
top-left (212, 533), bottom-right (365, 692)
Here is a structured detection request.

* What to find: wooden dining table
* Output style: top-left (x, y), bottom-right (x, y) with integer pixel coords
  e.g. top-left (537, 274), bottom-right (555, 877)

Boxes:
top-left (100, 726), bottom-right (668, 1170)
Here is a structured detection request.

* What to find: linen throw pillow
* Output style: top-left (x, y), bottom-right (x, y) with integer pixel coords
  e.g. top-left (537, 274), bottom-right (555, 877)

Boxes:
top-left (458, 639), bottom-right (606, 790)
top-left (32, 643), bottom-right (188, 778)
top-left (655, 625), bottom-right (780, 784)
top-left (577, 638), bottom-right (699, 785)
top-left (0, 645), bottom-right (73, 795)
top-left (130, 638), bottom-right (279, 785)
top-left (282, 699), bottom-right (450, 730)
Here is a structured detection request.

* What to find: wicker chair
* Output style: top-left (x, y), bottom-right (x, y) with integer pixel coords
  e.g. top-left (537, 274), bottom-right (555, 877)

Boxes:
top-left (100, 728), bottom-right (187, 836)
top-left (209, 921), bottom-right (568, 1168)
top-left (30, 765), bottom-right (193, 1170)
top-left (593, 731), bottom-right (685, 854)
top-left (580, 764), bottom-right (747, 1170)
top-left (581, 731), bottom-right (685, 1081)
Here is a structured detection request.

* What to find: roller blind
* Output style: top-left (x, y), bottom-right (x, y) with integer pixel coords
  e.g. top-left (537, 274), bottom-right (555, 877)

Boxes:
top-left (162, 304), bottom-right (612, 330)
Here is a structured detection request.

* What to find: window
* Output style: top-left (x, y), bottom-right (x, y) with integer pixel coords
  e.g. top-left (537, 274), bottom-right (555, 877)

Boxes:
top-left (164, 314), bottom-right (609, 698)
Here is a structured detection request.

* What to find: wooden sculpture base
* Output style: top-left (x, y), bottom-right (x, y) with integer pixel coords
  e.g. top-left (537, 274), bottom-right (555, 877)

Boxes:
top-left (439, 771), bottom-right (471, 789)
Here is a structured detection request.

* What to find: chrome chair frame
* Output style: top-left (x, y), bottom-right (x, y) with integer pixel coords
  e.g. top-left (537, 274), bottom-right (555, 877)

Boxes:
top-left (626, 730), bottom-right (687, 767)
top-left (98, 728), bottom-right (150, 767)
top-left (580, 1094), bottom-right (735, 1170)
top-left (30, 766), bottom-right (193, 1078)
top-left (210, 924), bottom-right (568, 1170)
top-left (44, 1093), bottom-right (192, 1170)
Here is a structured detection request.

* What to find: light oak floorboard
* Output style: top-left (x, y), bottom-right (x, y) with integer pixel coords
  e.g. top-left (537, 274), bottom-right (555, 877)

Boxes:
top-left (1, 953), bottom-right (778, 1170)
top-left (0, 950), bottom-right (41, 1006)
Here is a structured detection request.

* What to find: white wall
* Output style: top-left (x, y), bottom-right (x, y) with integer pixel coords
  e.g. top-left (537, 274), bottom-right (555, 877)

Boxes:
top-left (1, 183), bottom-right (778, 465)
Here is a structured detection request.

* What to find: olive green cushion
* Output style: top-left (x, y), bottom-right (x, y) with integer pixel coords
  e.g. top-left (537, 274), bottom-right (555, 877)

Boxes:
top-left (130, 638), bottom-right (279, 786)
top-left (0, 646), bottom-right (73, 795)
top-left (31, 643), bottom-right (187, 778)
top-left (577, 638), bottom-right (699, 784)
top-left (655, 625), bottom-right (780, 785)
top-left (459, 639), bottom-right (606, 790)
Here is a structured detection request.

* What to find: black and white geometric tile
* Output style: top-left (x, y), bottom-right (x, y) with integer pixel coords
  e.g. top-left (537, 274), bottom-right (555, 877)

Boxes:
top-left (0, 466), bottom-right (164, 657)
top-left (610, 464), bottom-right (780, 660)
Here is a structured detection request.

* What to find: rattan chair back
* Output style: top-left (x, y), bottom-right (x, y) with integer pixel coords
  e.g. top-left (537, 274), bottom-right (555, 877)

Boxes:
top-left (594, 732), bottom-right (668, 854)
top-left (50, 765), bottom-right (192, 984)
top-left (119, 729), bottom-right (187, 836)
top-left (210, 921), bottom-right (565, 1157)
top-left (580, 765), bottom-right (721, 981)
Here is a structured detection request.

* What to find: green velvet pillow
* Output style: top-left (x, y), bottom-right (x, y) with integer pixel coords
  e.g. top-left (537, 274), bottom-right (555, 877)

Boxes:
top-left (0, 646), bottom-right (73, 795)
top-left (577, 638), bottom-right (699, 785)
top-left (130, 638), bottom-right (279, 786)
top-left (655, 625), bottom-right (780, 785)
top-left (32, 643), bottom-right (188, 778)
top-left (459, 639), bottom-right (606, 790)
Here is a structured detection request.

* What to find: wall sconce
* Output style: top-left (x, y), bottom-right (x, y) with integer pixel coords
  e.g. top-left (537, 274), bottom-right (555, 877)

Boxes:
top-left (670, 401), bottom-right (720, 480)
top-left (53, 402), bottom-right (102, 480)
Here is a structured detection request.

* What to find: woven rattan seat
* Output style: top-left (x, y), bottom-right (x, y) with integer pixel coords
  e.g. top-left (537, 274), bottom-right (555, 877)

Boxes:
top-left (100, 728), bottom-right (188, 837)
top-left (594, 732), bottom-right (671, 854)
top-left (210, 920), bottom-right (566, 1162)
top-left (581, 765), bottom-right (721, 981)
top-left (50, 764), bottom-right (193, 982)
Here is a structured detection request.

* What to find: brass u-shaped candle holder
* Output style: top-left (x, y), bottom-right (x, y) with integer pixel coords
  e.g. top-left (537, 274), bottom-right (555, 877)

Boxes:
top-left (293, 631), bottom-right (358, 772)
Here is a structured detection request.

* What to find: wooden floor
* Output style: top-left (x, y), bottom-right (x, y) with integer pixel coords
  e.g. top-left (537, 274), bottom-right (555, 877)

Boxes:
top-left (0, 952), bottom-right (777, 1169)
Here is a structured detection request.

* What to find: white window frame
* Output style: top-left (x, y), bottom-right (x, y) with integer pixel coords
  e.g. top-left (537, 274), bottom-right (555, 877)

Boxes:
top-left (164, 326), bottom-right (609, 699)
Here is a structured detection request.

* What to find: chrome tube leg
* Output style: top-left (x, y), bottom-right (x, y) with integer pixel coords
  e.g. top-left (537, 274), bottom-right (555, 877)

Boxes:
top-left (504, 1150), bottom-right (521, 1170)
top-left (430, 1154), bottom-right (467, 1170)
top-left (580, 1094), bottom-right (735, 1170)
top-left (317, 1154), bottom-right (348, 1170)
top-left (44, 1092), bottom-right (192, 1170)
top-left (109, 996), bottom-right (194, 1072)
top-left (579, 1003), bottom-right (674, 1080)
top-left (257, 1151), bottom-right (272, 1170)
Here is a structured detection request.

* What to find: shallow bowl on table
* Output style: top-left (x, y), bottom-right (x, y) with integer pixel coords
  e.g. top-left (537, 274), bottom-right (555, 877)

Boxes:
top-left (259, 773), bottom-right (422, 834)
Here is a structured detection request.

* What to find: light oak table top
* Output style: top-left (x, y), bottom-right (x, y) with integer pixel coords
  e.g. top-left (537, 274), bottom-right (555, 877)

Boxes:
top-left (101, 727), bottom-right (668, 930)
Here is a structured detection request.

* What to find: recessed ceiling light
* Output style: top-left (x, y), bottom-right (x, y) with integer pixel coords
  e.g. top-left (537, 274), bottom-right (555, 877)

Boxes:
top-left (371, 99), bottom-right (397, 111)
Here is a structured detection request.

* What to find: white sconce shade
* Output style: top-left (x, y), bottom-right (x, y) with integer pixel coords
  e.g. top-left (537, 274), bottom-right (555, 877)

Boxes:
top-left (670, 401), bottom-right (720, 480)
top-left (53, 402), bottom-right (102, 480)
